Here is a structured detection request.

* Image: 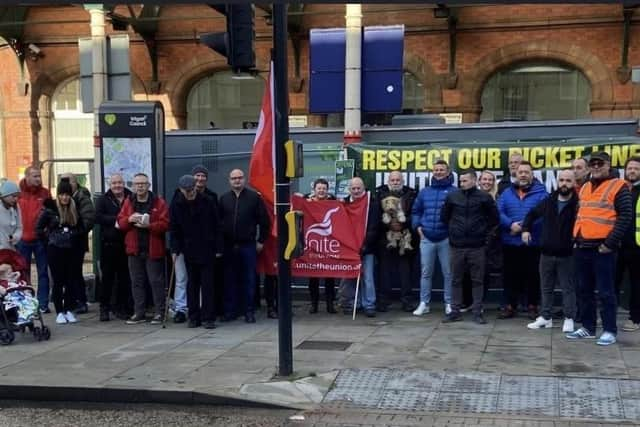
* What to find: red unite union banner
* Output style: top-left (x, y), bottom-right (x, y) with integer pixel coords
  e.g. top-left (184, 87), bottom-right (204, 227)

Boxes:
top-left (291, 194), bottom-right (369, 279)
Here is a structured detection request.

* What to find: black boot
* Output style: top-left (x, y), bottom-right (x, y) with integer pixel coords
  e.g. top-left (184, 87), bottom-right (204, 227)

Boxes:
top-left (325, 279), bottom-right (337, 313)
top-left (99, 306), bottom-right (110, 322)
top-left (309, 279), bottom-right (320, 314)
top-left (309, 302), bottom-right (318, 314)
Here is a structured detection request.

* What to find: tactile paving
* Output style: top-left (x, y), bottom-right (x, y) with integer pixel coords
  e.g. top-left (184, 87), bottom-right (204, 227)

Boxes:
top-left (378, 390), bottom-right (438, 411)
top-left (500, 375), bottom-right (558, 397)
top-left (498, 392), bottom-right (558, 417)
top-left (333, 368), bottom-right (390, 389)
top-left (385, 369), bottom-right (445, 391)
top-left (323, 387), bottom-right (382, 408)
top-left (559, 378), bottom-right (620, 399)
top-left (619, 379), bottom-right (640, 399)
top-left (441, 372), bottom-right (500, 394)
top-left (559, 397), bottom-right (624, 419)
top-left (436, 392), bottom-right (498, 413)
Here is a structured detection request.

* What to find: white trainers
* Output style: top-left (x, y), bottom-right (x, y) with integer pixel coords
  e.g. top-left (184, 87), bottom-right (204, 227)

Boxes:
top-left (445, 304), bottom-right (452, 315)
top-left (622, 320), bottom-right (640, 332)
top-left (562, 318), bottom-right (575, 333)
top-left (527, 316), bottom-right (552, 329)
top-left (64, 311), bottom-right (78, 323)
top-left (413, 302), bottom-right (430, 316)
top-left (55, 313), bottom-right (67, 324)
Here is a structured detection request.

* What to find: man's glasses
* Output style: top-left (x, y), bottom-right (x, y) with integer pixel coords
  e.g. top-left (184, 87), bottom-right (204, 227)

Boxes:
top-left (133, 182), bottom-right (149, 186)
top-left (230, 176), bottom-right (244, 180)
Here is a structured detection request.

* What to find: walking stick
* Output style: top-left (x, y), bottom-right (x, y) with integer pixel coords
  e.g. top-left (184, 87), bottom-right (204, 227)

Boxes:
top-left (352, 274), bottom-right (361, 321)
top-left (162, 260), bottom-right (176, 329)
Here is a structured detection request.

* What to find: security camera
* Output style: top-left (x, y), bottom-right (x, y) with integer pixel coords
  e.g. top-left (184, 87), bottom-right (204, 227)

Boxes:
top-left (28, 44), bottom-right (41, 55)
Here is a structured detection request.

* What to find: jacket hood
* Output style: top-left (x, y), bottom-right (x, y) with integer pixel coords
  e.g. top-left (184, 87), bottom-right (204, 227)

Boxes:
top-left (430, 174), bottom-right (454, 188)
top-left (19, 178), bottom-right (44, 194)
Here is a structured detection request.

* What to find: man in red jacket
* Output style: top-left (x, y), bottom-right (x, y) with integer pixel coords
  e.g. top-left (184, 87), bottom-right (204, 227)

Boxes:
top-left (17, 166), bottom-right (52, 312)
top-left (116, 173), bottom-right (169, 325)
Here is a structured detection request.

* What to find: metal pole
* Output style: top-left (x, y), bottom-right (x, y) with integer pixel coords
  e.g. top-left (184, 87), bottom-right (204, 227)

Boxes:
top-left (344, 4), bottom-right (362, 144)
top-left (273, 3), bottom-right (293, 377)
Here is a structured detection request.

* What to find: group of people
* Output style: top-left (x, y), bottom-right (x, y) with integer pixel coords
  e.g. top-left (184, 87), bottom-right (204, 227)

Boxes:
top-left (0, 150), bottom-right (638, 346)
top-left (331, 150), bottom-right (635, 347)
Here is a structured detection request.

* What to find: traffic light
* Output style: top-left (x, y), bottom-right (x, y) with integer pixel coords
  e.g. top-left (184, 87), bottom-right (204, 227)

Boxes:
top-left (200, 4), bottom-right (255, 73)
top-left (284, 140), bottom-right (304, 178)
top-left (284, 211), bottom-right (304, 260)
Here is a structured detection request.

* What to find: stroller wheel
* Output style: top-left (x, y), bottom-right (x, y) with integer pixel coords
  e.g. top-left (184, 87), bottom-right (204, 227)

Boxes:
top-left (42, 326), bottom-right (51, 341)
top-left (0, 329), bottom-right (15, 345)
top-left (32, 326), bottom-right (42, 341)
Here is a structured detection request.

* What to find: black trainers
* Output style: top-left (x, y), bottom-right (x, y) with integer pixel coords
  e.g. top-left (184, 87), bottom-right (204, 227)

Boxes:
top-left (99, 307), bottom-right (110, 322)
top-left (39, 306), bottom-right (51, 314)
top-left (188, 319), bottom-right (201, 328)
top-left (365, 309), bottom-right (376, 318)
top-left (245, 313), bottom-right (256, 323)
top-left (173, 311), bottom-right (187, 324)
top-left (442, 312), bottom-right (463, 323)
top-left (74, 303), bottom-right (89, 314)
top-left (126, 314), bottom-right (146, 325)
top-left (267, 308), bottom-right (278, 319)
top-left (472, 313), bottom-right (487, 325)
top-left (203, 321), bottom-right (216, 329)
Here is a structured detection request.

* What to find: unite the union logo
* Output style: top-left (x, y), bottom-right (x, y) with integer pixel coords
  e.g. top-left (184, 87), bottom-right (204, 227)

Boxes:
top-left (305, 206), bottom-right (341, 254)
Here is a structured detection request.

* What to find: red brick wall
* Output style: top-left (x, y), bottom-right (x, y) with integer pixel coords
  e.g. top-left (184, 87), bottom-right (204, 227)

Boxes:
top-left (0, 4), bottom-right (638, 179)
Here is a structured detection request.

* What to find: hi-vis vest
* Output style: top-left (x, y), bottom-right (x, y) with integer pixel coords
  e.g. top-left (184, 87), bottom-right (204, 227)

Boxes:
top-left (573, 178), bottom-right (626, 240)
top-left (636, 195), bottom-right (640, 246)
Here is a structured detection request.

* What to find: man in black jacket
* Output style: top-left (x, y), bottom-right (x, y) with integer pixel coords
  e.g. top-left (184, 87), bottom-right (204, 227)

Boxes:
top-left (337, 177), bottom-right (380, 317)
top-left (219, 169), bottom-right (270, 323)
top-left (522, 169), bottom-right (578, 333)
top-left (376, 171), bottom-right (417, 312)
top-left (95, 173), bottom-right (132, 321)
top-left (617, 156), bottom-right (640, 332)
top-left (441, 169), bottom-right (498, 324)
top-left (170, 175), bottom-right (222, 329)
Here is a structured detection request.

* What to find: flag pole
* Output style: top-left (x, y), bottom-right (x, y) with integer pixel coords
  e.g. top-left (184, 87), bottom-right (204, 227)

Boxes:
top-left (273, 3), bottom-right (293, 377)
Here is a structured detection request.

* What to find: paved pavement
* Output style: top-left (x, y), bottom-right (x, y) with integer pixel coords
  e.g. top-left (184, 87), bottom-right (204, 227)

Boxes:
top-left (1, 302), bottom-right (640, 425)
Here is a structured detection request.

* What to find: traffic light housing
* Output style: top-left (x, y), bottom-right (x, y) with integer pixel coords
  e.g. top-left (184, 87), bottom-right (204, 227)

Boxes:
top-left (284, 140), bottom-right (304, 178)
top-left (200, 4), bottom-right (255, 73)
top-left (284, 211), bottom-right (304, 260)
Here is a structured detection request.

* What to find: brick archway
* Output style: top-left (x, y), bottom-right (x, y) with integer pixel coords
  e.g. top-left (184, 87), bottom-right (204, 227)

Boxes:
top-left (404, 53), bottom-right (442, 111)
top-left (164, 54), bottom-right (269, 130)
top-left (460, 40), bottom-right (614, 121)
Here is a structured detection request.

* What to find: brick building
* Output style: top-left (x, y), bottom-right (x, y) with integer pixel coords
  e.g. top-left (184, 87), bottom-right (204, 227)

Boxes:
top-left (0, 3), bottom-right (639, 183)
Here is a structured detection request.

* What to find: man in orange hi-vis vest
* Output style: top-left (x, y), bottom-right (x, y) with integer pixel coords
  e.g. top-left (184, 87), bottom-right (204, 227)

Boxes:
top-left (568, 151), bottom-right (632, 346)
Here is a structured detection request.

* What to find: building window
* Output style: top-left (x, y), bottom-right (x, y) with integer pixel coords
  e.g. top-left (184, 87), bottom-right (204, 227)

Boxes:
top-left (187, 71), bottom-right (265, 129)
top-left (480, 63), bottom-right (591, 121)
top-left (326, 71), bottom-right (424, 127)
top-left (51, 78), bottom-right (93, 189)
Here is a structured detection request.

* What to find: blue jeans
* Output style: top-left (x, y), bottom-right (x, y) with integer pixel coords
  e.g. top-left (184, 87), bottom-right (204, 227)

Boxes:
top-left (17, 240), bottom-right (50, 308)
top-left (223, 243), bottom-right (257, 317)
top-left (575, 247), bottom-right (617, 335)
top-left (173, 253), bottom-right (188, 313)
top-left (419, 237), bottom-right (452, 305)
top-left (338, 254), bottom-right (376, 311)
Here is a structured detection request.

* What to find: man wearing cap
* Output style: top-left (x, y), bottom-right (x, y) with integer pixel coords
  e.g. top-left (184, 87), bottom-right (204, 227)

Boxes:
top-left (170, 175), bottom-right (222, 329)
top-left (17, 166), bottom-right (52, 312)
top-left (219, 169), bottom-right (270, 323)
top-left (568, 151), bottom-right (632, 345)
top-left (117, 172), bottom-right (170, 325)
top-left (0, 180), bottom-right (22, 250)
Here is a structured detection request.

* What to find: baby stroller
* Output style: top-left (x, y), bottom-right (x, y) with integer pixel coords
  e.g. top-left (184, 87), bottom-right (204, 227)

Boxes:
top-left (0, 249), bottom-right (50, 345)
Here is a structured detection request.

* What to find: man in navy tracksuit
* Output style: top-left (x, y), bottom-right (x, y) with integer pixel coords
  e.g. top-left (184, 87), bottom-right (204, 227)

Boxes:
top-left (497, 160), bottom-right (548, 320)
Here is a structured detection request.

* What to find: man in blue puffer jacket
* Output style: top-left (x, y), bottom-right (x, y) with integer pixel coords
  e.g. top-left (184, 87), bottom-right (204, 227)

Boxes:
top-left (411, 159), bottom-right (457, 316)
top-left (497, 160), bottom-right (548, 320)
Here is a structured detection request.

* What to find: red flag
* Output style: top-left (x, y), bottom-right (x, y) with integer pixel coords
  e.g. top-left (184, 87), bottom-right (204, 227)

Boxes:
top-left (249, 62), bottom-right (277, 274)
top-left (249, 61), bottom-right (275, 211)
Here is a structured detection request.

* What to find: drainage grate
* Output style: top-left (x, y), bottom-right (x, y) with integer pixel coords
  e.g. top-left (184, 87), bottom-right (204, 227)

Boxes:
top-left (559, 378), bottom-right (620, 399)
top-left (498, 393), bottom-right (558, 417)
top-left (378, 390), bottom-right (438, 411)
top-left (441, 372), bottom-right (500, 394)
top-left (436, 392), bottom-right (498, 413)
top-left (296, 340), bottom-right (352, 351)
top-left (559, 397), bottom-right (624, 419)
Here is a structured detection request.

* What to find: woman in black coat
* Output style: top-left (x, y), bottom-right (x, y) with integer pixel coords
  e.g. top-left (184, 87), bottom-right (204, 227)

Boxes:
top-left (36, 179), bottom-right (85, 325)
